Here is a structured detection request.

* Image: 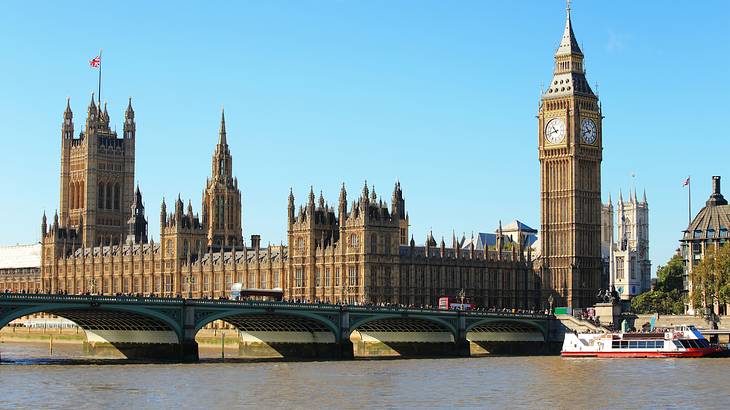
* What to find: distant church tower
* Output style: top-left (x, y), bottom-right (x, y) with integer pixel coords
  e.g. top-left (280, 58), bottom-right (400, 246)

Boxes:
top-left (202, 110), bottom-right (243, 248)
top-left (538, 4), bottom-right (603, 308)
top-left (615, 190), bottom-right (651, 296)
top-left (58, 95), bottom-right (136, 247)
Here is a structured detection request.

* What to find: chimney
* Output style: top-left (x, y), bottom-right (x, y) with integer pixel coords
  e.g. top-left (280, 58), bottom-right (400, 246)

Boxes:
top-left (707, 176), bottom-right (728, 206)
top-left (713, 176), bottom-right (721, 195)
top-left (250, 234), bottom-right (261, 250)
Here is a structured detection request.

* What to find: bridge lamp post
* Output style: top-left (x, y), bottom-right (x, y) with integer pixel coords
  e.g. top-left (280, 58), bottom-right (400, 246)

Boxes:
top-left (458, 288), bottom-right (466, 310)
top-left (548, 294), bottom-right (554, 315)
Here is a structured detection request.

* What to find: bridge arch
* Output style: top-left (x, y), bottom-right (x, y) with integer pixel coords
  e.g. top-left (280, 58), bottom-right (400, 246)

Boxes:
top-left (348, 314), bottom-right (459, 357)
top-left (0, 303), bottom-right (182, 339)
top-left (349, 314), bottom-right (458, 338)
top-left (193, 309), bottom-right (340, 340)
top-left (193, 309), bottom-right (342, 359)
top-left (465, 318), bottom-right (547, 342)
top-left (0, 302), bottom-right (185, 360)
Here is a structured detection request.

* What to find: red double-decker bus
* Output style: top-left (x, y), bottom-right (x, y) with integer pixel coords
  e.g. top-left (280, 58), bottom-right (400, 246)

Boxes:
top-left (438, 296), bottom-right (475, 310)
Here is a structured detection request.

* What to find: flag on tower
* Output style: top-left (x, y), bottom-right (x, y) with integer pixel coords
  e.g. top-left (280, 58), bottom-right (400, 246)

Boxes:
top-left (683, 176), bottom-right (690, 186)
top-left (89, 55), bottom-right (101, 68)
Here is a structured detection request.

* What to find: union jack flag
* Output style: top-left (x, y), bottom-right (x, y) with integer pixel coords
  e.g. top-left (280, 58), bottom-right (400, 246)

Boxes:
top-left (89, 55), bottom-right (101, 68)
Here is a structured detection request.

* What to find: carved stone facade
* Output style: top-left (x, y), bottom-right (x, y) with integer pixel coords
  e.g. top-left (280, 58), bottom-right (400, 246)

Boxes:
top-left (39, 102), bottom-right (539, 308)
top-left (58, 95), bottom-right (136, 247)
top-left (601, 191), bottom-right (651, 300)
top-left (537, 5), bottom-right (603, 308)
top-left (36, 4), bottom-right (589, 309)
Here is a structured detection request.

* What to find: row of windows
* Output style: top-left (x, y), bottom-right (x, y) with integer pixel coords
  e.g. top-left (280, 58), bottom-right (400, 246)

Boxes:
top-left (674, 339), bottom-right (710, 349)
top-left (612, 340), bottom-right (665, 349)
top-left (298, 267), bottom-right (358, 288)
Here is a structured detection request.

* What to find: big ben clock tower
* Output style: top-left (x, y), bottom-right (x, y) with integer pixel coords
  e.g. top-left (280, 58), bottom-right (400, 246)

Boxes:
top-left (538, 3), bottom-right (602, 308)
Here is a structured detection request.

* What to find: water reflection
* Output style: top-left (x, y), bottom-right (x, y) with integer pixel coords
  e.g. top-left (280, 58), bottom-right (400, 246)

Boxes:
top-left (1, 343), bottom-right (729, 409)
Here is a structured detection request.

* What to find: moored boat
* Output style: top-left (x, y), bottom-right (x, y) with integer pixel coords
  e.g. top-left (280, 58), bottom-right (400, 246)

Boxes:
top-left (561, 325), bottom-right (728, 358)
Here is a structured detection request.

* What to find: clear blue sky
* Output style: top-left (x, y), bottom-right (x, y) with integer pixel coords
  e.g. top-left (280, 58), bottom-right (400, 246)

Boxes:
top-left (1, 1), bottom-right (728, 274)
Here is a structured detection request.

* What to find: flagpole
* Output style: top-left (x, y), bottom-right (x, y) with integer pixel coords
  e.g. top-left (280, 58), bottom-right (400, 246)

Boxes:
top-left (688, 176), bottom-right (692, 225)
top-left (98, 49), bottom-right (103, 106)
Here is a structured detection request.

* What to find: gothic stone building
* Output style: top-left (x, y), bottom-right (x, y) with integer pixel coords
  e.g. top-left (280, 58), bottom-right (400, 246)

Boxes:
top-left (536, 5), bottom-right (603, 308)
top-left (38, 4), bottom-right (595, 309)
top-left (39, 102), bottom-right (539, 308)
top-left (601, 190), bottom-right (651, 300)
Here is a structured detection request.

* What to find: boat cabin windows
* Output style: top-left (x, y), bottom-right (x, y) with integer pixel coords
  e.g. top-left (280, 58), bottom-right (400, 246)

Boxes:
top-left (674, 339), bottom-right (709, 349)
top-left (612, 340), bottom-right (664, 349)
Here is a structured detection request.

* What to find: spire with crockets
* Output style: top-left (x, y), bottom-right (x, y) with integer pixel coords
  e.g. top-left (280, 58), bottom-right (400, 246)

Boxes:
top-left (211, 108), bottom-right (233, 183)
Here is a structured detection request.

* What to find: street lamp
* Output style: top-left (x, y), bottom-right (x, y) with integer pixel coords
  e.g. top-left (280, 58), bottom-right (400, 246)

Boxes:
top-left (548, 294), bottom-right (554, 314)
top-left (458, 288), bottom-right (466, 310)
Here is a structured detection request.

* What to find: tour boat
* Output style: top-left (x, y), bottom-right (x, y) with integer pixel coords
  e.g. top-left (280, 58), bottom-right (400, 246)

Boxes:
top-left (561, 325), bottom-right (727, 358)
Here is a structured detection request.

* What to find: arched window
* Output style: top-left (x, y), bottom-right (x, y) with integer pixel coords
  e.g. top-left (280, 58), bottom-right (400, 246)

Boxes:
top-left (105, 183), bottom-right (112, 210)
top-left (114, 183), bottom-right (120, 210)
top-left (370, 234), bottom-right (377, 254)
top-left (350, 234), bottom-right (359, 247)
top-left (98, 183), bottom-right (105, 209)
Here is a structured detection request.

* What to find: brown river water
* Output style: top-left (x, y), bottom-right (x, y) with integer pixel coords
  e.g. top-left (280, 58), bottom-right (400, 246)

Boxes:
top-left (1, 342), bottom-right (728, 409)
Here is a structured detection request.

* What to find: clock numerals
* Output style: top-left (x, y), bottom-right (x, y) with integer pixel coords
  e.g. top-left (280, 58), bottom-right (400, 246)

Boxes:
top-left (581, 118), bottom-right (597, 144)
top-left (545, 118), bottom-right (565, 144)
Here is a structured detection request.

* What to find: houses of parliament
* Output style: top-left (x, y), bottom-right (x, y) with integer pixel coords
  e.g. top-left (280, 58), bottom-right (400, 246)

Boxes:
top-left (8, 5), bottom-right (602, 308)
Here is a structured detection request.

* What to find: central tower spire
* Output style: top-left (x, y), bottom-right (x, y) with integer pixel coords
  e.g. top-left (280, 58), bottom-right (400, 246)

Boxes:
top-left (204, 108), bottom-right (242, 248)
top-left (219, 108), bottom-right (227, 146)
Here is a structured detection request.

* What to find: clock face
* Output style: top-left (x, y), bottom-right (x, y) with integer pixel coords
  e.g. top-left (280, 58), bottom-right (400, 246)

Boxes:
top-left (581, 118), bottom-right (597, 144)
top-left (545, 118), bottom-right (566, 144)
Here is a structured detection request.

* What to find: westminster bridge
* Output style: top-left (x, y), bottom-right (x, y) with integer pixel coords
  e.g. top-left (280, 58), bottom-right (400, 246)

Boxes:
top-left (0, 293), bottom-right (563, 361)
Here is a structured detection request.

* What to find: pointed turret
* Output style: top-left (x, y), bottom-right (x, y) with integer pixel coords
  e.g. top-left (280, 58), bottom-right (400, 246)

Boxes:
top-left (124, 97), bottom-right (136, 139)
top-left (338, 183), bottom-right (347, 218)
top-left (362, 181), bottom-right (369, 204)
top-left (555, 2), bottom-right (583, 57)
top-left (544, 1), bottom-right (594, 98)
top-left (318, 190), bottom-right (325, 209)
top-left (642, 189), bottom-right (647, 204)
top-left (370, 185), bottom-right (377, 203)
top-left (63, 98), bottom-right (73, 121)
top-left (160, 198), bottom-right (167, 227)
top-left (308, 186), bottom-right (315, 209)
top-left (288, 188), bottom-right (295, 224)
top-left (41, 212), bottom-right (47, 237)
top-left (218, 108), bottom-right (227, 146)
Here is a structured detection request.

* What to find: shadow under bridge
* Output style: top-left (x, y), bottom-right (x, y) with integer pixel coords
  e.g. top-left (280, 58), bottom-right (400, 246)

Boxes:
top-left (194, 308), bottom-right (342, 359)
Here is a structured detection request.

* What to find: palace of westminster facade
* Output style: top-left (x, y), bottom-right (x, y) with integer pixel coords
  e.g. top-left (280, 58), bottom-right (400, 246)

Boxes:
top-left (7, 5), bottom-right (603, 308)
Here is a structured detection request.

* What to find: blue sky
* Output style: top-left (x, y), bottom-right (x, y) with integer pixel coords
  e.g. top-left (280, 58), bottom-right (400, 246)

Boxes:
top-left (1, 1), bottom-right (728, 273)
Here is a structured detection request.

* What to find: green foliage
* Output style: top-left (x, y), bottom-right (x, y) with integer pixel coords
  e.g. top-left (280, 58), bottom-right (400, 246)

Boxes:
top-left (691, 242), bottom-right (730, 311)
top-left (631, 289), bottom-right (684, 315)
top-left (656, 254), bottom-right (684, 292)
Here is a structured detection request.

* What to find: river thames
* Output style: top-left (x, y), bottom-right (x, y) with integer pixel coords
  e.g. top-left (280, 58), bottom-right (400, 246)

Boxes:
top-left (1, 343), bottom-right (728, 409)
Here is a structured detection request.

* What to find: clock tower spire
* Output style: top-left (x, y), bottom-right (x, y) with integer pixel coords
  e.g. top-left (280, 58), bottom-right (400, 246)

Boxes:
top-left (538, 3), bottom-right (603, 308)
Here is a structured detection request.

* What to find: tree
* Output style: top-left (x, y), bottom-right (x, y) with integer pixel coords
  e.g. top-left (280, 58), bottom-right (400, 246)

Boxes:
top-left (631, 289), bottom-right (684, 315)
top-left (656, 254), bottom-right (684, 292)
top-left (630, 254), bottom-right (685, 315)
top-left (691, 242), bottom-right (730, 314)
